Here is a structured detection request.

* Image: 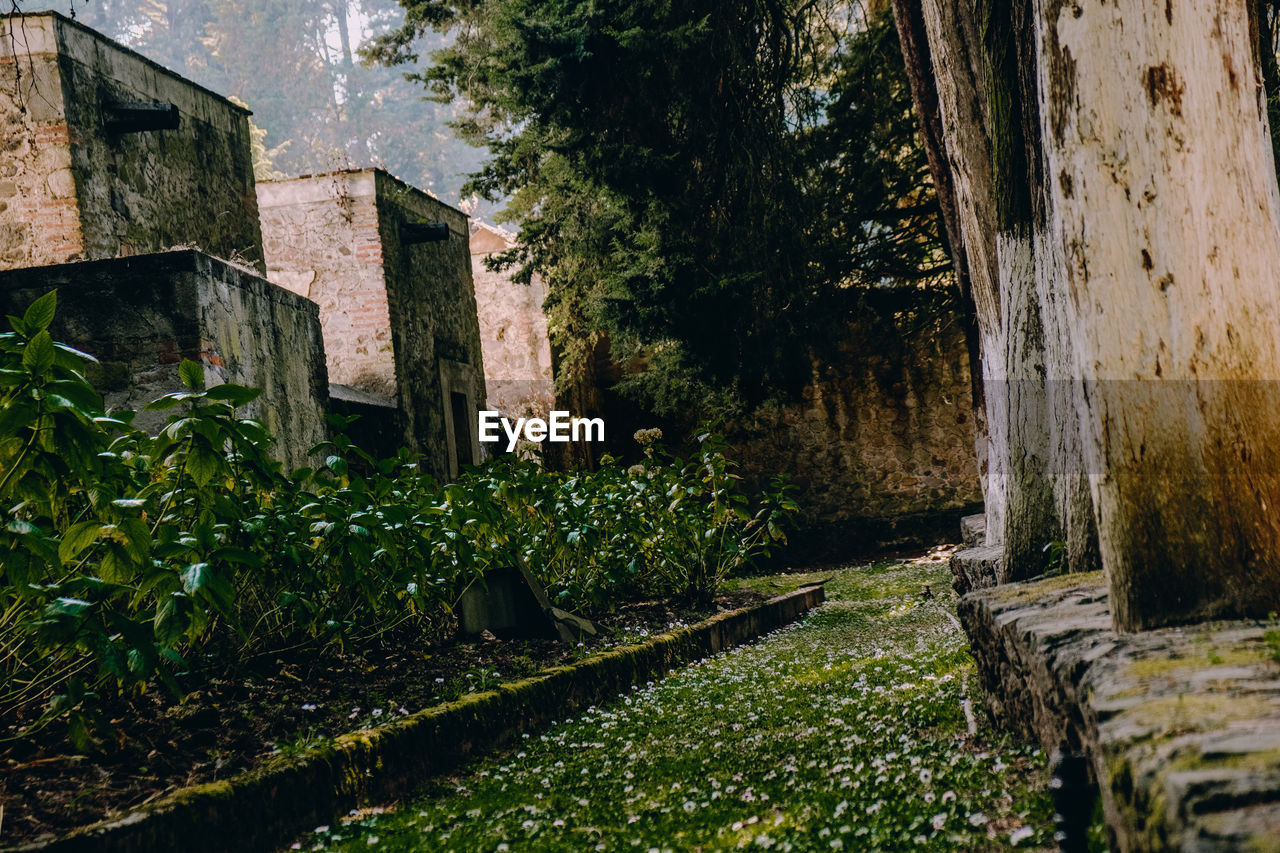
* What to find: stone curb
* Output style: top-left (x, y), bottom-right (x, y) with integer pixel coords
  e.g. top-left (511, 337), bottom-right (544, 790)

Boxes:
top-left (8, 585), bottom-right (825, 853)
top-left (959, 574), bottom-right (1280, 852)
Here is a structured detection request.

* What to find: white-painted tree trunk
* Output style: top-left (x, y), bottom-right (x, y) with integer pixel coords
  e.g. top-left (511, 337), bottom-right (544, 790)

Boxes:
top-left (1034, 0), bottom-right (1280, 629)
top-left (1031, 224), bottom-right (1100, 575)
top-left (919, 0), bottom-right (1066, 577)
top-left (917, 0), bottom-right (1009, 552)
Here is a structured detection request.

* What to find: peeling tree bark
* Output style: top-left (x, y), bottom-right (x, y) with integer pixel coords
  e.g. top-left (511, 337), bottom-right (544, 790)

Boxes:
top-left (913, 0), bottom-right (1007, 551)
top-left (1032, 0), bottom-right (1280, 629)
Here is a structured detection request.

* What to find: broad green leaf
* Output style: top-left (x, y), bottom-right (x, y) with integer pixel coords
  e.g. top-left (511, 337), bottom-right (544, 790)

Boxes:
top-left (47, 380), bottom-right (104, 415)
top-left (181, 562), bottom-right (210, 595)
top-left (152, 591), bottom-right (186, 650)
top-left (186, 446), bottom-right (221, 486)
top-left (22, 330), bottom-right (55, 374)
top-left (47, 596), bottom-right (92, 617)
top-left (53, 342), bottom-right (99, 363)
top-left (22, 290), bottom-right (57, 333)
top-left (0, 368), bottom-right (29, 387)
top-left (145, 393), bottom-right (194, 411)
top-left (204, 383), bottom-right (262, 407)
top-left (58, 521), bottom-right (103, 563)
top-left (178, 359), bottom-right (205, 391)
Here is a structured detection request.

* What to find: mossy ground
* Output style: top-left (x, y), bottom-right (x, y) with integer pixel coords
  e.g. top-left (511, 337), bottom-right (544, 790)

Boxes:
top-left (292, 551), bottom-right (1055, 852)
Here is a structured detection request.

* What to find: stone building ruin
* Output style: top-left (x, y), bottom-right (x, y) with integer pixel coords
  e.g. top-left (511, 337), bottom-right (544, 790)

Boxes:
top-left (0, 12), bottom-right (497, 478)
top-left (0, 12), bottom-right (320, 468)
top-left (470, 221), bottom-right (555, 423)
top-left (1, 9), bottom-right (978, 532)
top-left (0, 12), bottom-right (263, 272)
top-left (257, 169), bottom-right (487, 479)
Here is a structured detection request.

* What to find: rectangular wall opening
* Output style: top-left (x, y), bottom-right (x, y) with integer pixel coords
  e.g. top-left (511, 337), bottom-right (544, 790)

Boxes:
top-left (450, 390), bottom-right (474, 469)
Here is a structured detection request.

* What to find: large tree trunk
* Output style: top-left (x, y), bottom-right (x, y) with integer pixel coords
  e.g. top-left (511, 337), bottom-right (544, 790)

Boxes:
top-left (911, 0), bottom-right (1071, 578)
top-left (1033, 0), bottom-right (1280, 629)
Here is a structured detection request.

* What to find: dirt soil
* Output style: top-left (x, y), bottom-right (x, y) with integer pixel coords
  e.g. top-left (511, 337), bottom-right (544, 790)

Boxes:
top-left (0, 590), bottom-right (765, 846)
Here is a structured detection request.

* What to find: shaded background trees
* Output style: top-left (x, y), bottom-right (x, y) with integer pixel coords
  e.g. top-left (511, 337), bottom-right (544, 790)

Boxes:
top-left (371, 0), bottom-right (952, 417)
top-left (31, 0), bottom-right (487, 203)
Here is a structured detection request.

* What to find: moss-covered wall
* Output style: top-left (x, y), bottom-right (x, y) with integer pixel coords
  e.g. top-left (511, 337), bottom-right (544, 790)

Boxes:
top-left (374, 170), bottom-right (486, 479)
top-left (0, 250), bottom-right (327, 469)
top-left (727, 294), bottom-right (981, 546)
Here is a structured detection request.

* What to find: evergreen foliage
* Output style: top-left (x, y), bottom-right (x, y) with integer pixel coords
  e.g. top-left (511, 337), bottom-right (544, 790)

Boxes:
top-left (371, 1), bottom-right (949, 411)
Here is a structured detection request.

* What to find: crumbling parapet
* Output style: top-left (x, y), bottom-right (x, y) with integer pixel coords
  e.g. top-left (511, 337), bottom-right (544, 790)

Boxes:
top-left (0, 12), bottom-right (264, 272)
top-left (257, 169), bottom-right (486, 478)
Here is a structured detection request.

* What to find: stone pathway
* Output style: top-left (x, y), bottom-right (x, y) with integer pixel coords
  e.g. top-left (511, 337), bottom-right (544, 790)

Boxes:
top-left (288, 554), bottom-right (1054, 852)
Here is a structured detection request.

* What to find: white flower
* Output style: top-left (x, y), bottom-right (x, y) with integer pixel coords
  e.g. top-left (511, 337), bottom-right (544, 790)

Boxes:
top-left (931, 813), bottom-right (947, 831)
top-left (1010, 826), bottom-right (1035, 845)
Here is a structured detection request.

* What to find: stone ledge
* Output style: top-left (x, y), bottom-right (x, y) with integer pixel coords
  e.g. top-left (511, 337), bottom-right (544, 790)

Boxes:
top-left (960, 573), bottom-right (1280, 852)
top-left (949, 543), bottom-right (1001, 595)
top-left (7, 585), bottom-right (825, 853)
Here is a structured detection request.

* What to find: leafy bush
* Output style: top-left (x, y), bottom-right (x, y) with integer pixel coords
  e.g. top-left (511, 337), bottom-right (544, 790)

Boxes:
top-left (0, 293), bottom-right (794, 749)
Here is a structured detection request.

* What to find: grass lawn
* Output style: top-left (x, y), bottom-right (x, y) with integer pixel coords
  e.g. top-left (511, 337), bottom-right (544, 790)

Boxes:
top-left (288, 549), bottom-right (1055, 852)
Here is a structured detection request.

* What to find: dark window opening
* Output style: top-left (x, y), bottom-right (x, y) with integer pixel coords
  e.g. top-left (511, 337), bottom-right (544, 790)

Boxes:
top-left (451, 391), bottom-right (473, 469)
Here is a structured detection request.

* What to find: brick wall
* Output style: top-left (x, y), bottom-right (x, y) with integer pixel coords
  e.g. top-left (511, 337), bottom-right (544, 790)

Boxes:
top-left (469, 222), bottom-right (555, 420)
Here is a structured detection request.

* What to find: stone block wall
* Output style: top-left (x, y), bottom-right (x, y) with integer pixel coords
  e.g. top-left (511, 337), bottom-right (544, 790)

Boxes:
top-left (0, 12), bottom-right (264, 272)
top-left (257, 169), bottom-right (486, 478)
top-left (728, 296), bottom-right (981, 553)
top-left (0, 250), bottom-right (327, 469)
top-left (470, 222), bottom-right (555, 420)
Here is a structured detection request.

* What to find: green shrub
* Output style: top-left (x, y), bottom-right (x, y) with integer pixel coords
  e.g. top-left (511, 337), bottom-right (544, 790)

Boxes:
top-left (0, 292), bottom-right (794, 749)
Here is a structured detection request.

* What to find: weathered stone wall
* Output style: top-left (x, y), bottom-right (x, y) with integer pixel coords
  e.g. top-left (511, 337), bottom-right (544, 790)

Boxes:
top-left (257, 169), bottom-right (486, 478)
top-left (470, 222), bottom-right (555, 420)
top-left (257, 172), bottom-right (395, 397)
top-left (0, 13), bottom-right (264, 271)
top-left (728, 295), bottom-right (981, 550)
top-left (374, 170), bottom-right (486, 479)
top-left (961, 573), bottom-right (1280, 852)
top-left (0, 250), bottom-right (327, 469)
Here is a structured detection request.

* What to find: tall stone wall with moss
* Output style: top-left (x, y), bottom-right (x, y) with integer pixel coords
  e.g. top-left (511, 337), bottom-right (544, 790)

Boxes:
top-left (728, 295), bottom-right (981, 551)
top-left (0, 12), bottom-right (263, 272)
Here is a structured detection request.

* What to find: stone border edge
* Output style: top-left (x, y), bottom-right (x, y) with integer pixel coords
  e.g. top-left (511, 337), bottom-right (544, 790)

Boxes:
top-left (10, 585), bottom-right (825, 853)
